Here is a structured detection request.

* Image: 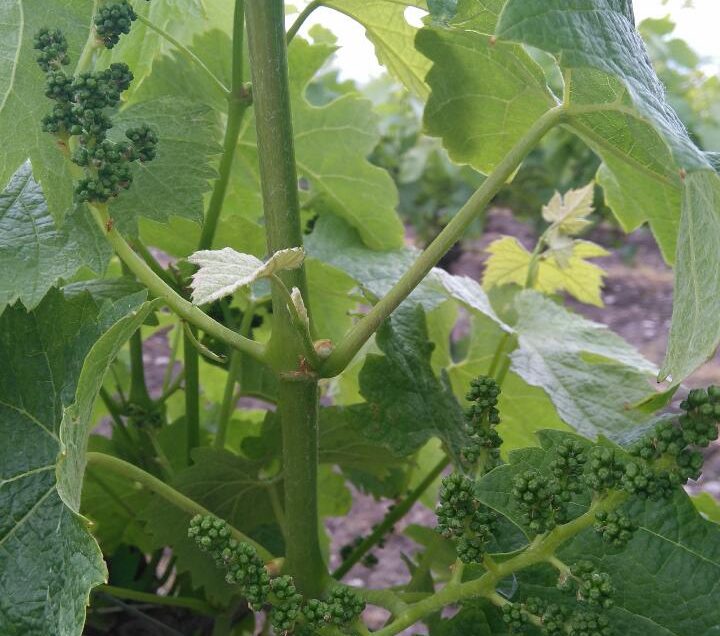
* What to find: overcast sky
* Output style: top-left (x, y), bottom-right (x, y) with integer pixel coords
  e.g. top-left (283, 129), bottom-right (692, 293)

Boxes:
top-left (289, 0), bottom-right (720, 83)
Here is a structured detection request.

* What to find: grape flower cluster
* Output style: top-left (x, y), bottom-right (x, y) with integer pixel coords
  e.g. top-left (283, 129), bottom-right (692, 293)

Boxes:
top-left (437, 378), bottom-right (720, 635)
top-left (188, 514), bottom-right (365, 633)
top-left (34, 19), bottom-right (157, 204)
top-left (461, 376), bottom-right (503, 470)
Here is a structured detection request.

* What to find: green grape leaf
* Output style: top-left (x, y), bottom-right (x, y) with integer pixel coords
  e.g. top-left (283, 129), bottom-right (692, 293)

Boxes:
top-left (415, 6), bottom-right (555, 175)
top-left (349, 305), bottom-right (470, 460)
top-left (127, 28), bottom-right (231, 115)
top-left (318, 465), bottom-right (352, 517)
top-left (306, 215), bottom-right (447, 309)
top-left (0, 0), bottom-right (92, 221)
top-left (306, 258), bottom-right (357, 344)
top-left (139, 214), bottom-right (266, 259)
top-left (691, 492), bottom-right (720, 525)
top-left (435, 310), bottom-right (569, 453)
top-left (510, 290), bottom-right (657, 440)
top-left (474, 428), bottom-right (720, 635)
top-left (496, 0), bottom-right (707, 170)
top-left (492, 0), bottom-right (720, 383)
top-left (323, 0), bottom-right (431, 98)
top-left (475, 431), bottom-right (593, 537)
top-left (428, 599), bottom-right (506, 635)
top-left (0, 289), bottom-right (157, 635)
top-left (109, 97), bottom-right (221, 235)
top-left (307, 215), bottom-right (515, 325)
top-left (62, 277), bottom-right (145, 302)
top-left (517, 485), bottom-right (720, 635)
top-left (661, 172), bottom-right (720, 384)
top-left (319, 407), bottom-right (407, 483)
top-left (232, 39), bottom-right (404, 250)
top-left (0, 162), bottom-right (110, 312)
top-left (140, 447), bottom-right (278, 605)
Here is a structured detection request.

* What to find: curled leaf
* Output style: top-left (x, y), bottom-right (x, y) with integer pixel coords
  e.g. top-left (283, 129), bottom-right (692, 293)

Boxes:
top-left (290, 286), bottom-right (310, 329)
top-left (542, 182), bottom-right (595, 236)
top-left (188, 247), bottom-right (305, 305)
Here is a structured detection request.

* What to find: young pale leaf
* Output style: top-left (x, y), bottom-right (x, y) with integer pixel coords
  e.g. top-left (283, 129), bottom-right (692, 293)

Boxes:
top-left (541, 183), bottom-right (595, 235)
top-left (483, 236), bottom-right (609, 307)
top-left (0, 162), bottom-right (110, 312)
top-left (290, 287), bottom-right (310, 329)
top-left (0, 290), bottom-right (158, 635)
top-left (188, 247), bottom-right (304, 305)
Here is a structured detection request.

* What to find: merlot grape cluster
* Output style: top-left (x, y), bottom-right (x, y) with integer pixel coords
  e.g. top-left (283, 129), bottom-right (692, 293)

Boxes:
top-left (188, 515), bottom-right (270, 609)
top-left (34, 19), bottom-right (157, 204)
top-left (436, 472), bottom-right (498, 563)
top-left (94, 0), bottom-right (137, 48)
top-left (461, 376), bottom-right (503, 470)
top-left (436, 378), bottom-right (720, 634)
top-left (188, 514), bottom-right (364, 633)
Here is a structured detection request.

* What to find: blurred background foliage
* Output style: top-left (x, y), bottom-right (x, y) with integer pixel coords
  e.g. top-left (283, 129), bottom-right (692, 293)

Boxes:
top-left (307, 15), bottom-right (720, 251)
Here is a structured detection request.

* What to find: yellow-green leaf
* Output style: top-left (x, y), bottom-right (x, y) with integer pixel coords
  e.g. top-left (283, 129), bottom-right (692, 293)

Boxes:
top-left (541, 182), bottom-right (595, 235)
top-left (483, 237), bottom-right (608, 306)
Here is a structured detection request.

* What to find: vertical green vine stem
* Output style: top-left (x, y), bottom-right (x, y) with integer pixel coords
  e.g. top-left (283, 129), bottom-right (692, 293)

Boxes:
top-left (245, 0), bottom-right (324, 596)
top-left (198, 0), bottom-right (252, 250)
top-left (184, 327), bottom-right (200, 465)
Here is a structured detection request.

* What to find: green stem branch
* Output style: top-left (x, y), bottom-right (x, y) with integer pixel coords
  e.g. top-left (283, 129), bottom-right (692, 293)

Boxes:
top-left (286, 0), bottom-right (322, 43)
top-left (133, 239), bottom-right (179, 290)
top-left (332, 456), bottom-right (450, 579)
top-left (373, 491), bottom-right (626, 636)
top-left (74, 0), bottom-right (101, 76)
top-left (214, 302), bottom-right (255, 449)
top-left (128, 325), bottom-right (153, 408)
top-left (96, 585), bottom-right (216, 616)
top-left (89, 205), bottom-right (267, 364)
top-left (319, 106), bottom-right (567, 378)
top-left (85, 452), bottom-right (274, 561)
top-left (184, 327), bottom-right (200, 465)
top-left (198, 0), bottom-right (252, 250)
